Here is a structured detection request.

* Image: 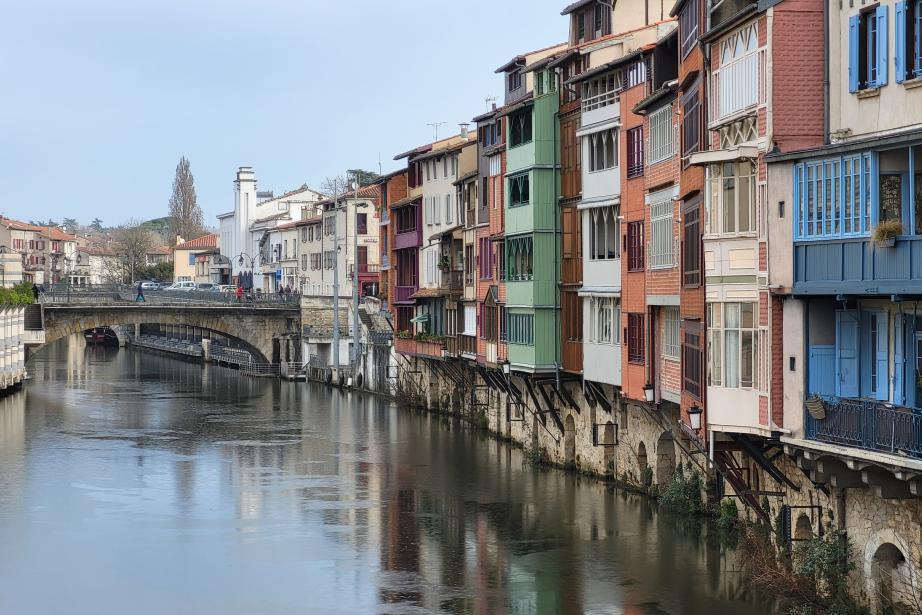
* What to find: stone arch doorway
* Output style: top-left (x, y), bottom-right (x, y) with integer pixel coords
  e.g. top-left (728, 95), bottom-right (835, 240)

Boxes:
top-left (871, 542), bottom-right (910, 614)
top-left (794, 514), bottom-right (813, 540)
top-left (564, 414), bottom-right (576, 466)
top-left (655, 431), bottom-right (676, 485)
top-left (637, 441), bottom-right (649, 485)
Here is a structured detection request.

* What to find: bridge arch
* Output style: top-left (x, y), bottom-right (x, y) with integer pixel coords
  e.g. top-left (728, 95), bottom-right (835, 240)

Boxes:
top-left (37, 305), bottom-right (299, 364)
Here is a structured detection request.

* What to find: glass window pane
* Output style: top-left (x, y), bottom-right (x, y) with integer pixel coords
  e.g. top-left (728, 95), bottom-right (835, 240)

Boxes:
top-left (725, 330), bottom-right (740, 388)
top-left (740, 303), bottom-right (754, 328)
top-left (723, 177), bottom-right (736, 233)
top-left (725, 303), bottom-right (740, 328)
top-left (741, 331), bottom-right (753, 388)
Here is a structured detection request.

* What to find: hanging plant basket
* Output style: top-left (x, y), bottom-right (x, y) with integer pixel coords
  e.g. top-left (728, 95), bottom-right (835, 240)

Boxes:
top-left (805, 395), bottom-right (827, 420)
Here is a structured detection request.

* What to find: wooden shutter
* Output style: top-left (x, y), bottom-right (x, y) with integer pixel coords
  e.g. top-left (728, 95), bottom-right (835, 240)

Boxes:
top-left (877, 5), bottom-right (890, 86)
top-left (897, 1), bottom-right (908, 82)
top-left (849, 15), bottom-right (860, 92)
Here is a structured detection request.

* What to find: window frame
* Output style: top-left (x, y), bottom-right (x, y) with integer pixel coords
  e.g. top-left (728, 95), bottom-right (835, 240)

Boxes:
top-left (650, 196), bottom-right (675, 269)
top-left (587, 127), bottom-right (618, 173)
top-left (627, 220), bottom-right (645, 271)
top-left (509, 173), bottom-right (530, 207)
top-left (509, 107), bottom-right (533, 147)
top-left (682, 197), bottom-right (702, 288)
top-left (647, 104), bottom-right (675, 165)
top-left (627, 126), bottom-right (644, 178)
top-left (707, 160), bottom-right (757, 236)
top-left (707, 302), bottom-right (761, 390)
top-left (679, 0), bottom-right (699, 58)
top-left (627, 313), bottom-right (645, 364)
top-left (588, 205), bottom-right (620, 260)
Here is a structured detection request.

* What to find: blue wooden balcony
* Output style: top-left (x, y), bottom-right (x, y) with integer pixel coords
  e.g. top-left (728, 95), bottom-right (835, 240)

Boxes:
top-left (805, 397), bottom-right (922, 460)
top-left (794, 236), bottom-right (922, 295)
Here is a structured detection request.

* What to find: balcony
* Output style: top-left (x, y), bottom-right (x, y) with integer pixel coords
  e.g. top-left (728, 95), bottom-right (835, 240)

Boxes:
top-left (441, 270), bottom-right (463, 292)
top-left (394, 336), bottom-right (445, 359)
top-left (805, 397), bottom-right (922, 460)
top-left (794, 236), bottom-right (922, 295)
top-left (458, 334), bottom-right (476, 357)
top-left (395, 285), bottom-right (417, 304)
top-left (348, 263), bottom-right (381, 279)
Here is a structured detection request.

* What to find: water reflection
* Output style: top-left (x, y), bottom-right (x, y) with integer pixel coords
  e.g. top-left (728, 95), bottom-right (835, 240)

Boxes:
top-left (0, 339), bottom-right (775, 614)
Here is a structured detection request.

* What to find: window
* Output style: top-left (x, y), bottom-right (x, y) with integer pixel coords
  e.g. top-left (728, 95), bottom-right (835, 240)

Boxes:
top-left (627, 221), bottom-right (644, 271)
top-left (683, 322), bottom-right (703, 399)
top-left (588, 206), bottom-right (620, 260)
top-left (445, 194), bottom-right (453, 224)
top-left (588, 128), bottom-right (618, 172)
top-left (626, 60), bottom-right (646, 88)
top-left (443, 156), bottom-right (448, 178)
top-left (793, 153), bottom-right (872, 239)
top-left (508, 313), bottom-right (534, 345)
top-left (896, 0), bottom-right (922, 82)
top-left (323, 251), bottom-right (335, 269)
top-left (707, 160), bottom-right (757, 235)
top-left (708, 302), bottom-right (760, 389)
top-left (681, 86), bottom-right (701, 158)
top-left (356, 212), bottom-right (368, 235)
top-left (506, 235), bottom-right (533, 281)
top-left (683, 198), bottom-right (702, 287)
top-left (627, 313), bottom-right (645, 364)
top-left (850, 6), bottom-right (889, 91)
top-left (311, 253), bottom-right (322, 270)
top-left (627, 127), bottom-right (644, 178)
top-left (509, 173), bottom-right (530, 206)
top-left (581, 72), bottom-right (621, 112)
top-left (588, 296), bottom-right (619, 345)
top-left (509, 108), bottom-right (532, 146)
top-left (663, 307), bottom-right (680, 359)
top-left (648, 105), bottom-right (674, 165)
top-left (300, 254), bottom-right (308, 270)
top-left (680, 0), bottom-right (699, 58)
top-left (508, 69), bottom-right (522, 92)
top-left (714, 23), bottom-right (762, 118)
top-left (577, 11), bottom-right (586, 40)
top-left (324, 217), bottom-right (335, 236)
top-left (479, 237), bottom-right (493, 279)
top-left (650, 196), bottom-right (675, 268)
top-left (396, 204), bottom-right (417, 233)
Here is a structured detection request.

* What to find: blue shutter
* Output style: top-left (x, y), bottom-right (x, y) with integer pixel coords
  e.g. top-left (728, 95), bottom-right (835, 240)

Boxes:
top-left (894, 315), bottom-right (906, 405)
top-left (837, 311), bottom-right (860, 398)
top-left (877, 5), bottom-right (889, 86)
top-left (849, 15), bottom-right (860, 92)
top-left (876, 311), bottom-right (890, 401)
top-left (896, 1), bottom-right (907, 83)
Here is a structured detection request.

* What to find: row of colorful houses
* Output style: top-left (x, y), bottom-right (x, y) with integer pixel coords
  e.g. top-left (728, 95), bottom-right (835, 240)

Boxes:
top-left (373, 0), bottom-right (922, 598)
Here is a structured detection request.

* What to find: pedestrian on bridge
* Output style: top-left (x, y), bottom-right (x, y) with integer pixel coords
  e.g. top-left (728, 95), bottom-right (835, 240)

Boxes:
top-left (32, 284), bottom-right (39, 302)
top-left (136, 281), bottom-right (145, 302)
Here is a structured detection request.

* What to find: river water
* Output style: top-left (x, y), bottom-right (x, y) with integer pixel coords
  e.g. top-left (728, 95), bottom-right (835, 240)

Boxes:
top-left (0, 339), bottom-right (775, 614)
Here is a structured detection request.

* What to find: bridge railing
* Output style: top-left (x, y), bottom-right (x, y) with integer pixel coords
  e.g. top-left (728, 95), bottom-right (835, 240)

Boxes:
top-left (39, 284), bottom-right (300, 307)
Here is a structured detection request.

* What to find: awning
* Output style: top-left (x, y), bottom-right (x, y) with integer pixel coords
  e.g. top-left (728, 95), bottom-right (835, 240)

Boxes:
top-left (577, 196), bottom-right (620, 210)
top-left (688, 145), bottom-right (759, 166)
top-left (578, 286), bottom-right (621, 297)
top-left (410, 314), bottom-right (430, 324)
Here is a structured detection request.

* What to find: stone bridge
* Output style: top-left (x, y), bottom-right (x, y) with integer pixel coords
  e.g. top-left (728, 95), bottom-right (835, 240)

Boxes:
top-left (38, 304), bottom-right (301, 363)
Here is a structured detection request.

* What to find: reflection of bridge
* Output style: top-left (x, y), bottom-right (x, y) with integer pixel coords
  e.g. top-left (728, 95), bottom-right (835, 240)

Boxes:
top-left (32, 286), bottom-right (301, 363)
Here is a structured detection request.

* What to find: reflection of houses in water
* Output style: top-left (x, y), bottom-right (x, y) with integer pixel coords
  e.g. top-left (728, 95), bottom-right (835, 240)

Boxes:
top-left (0, 392), bottom-right (26, 508)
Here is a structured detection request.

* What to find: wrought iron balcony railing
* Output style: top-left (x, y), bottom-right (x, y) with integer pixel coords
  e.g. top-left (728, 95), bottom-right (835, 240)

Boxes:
top-left (805, 397), bottom-right (922, 460)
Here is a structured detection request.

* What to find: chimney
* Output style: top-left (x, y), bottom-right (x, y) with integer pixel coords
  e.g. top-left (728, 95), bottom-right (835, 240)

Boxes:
top-left (176, 235), bottom-right (184, 246)
top-left (459, 123), bottom-right (470, 140)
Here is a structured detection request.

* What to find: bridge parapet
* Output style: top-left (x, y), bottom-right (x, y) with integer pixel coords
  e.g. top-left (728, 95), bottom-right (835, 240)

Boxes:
top-left (39, 284), bottom-right (300, 308)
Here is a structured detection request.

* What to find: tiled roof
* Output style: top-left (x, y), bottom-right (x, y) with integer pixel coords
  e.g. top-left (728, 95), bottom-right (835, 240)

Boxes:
top-left (40, 227), bottom-right (78, 241)
top-left (174, 233), bottom-right (219, 250)
top-left (147, 245), bottom-right (172, 255)
top-left (315, 184), bottom-right (381, 208)
top-left (0, 217), bottom-right (45, 232)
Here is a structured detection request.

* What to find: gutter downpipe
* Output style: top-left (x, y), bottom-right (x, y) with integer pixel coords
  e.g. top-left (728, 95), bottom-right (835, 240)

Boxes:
top-left (823, 0), bottom-right (830, 146)
top-left (555, 90), bottom-right (562, 395)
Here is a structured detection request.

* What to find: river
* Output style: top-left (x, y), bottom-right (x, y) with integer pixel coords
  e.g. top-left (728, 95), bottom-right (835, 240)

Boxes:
top-left (0, 339), bottom-right (775, 614)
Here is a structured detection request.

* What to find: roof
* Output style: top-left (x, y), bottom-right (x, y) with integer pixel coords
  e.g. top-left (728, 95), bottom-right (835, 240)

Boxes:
top-left (565, 48), bottom-right (646, 86)
top-left (174, 233), bottom-right (219, 251)
top-left (315, 184), bottom-right (381, 208)
top-left (633, 80), bottom-right (678, 115)
top-left (495, 42), bottom-right (568, 73)
top-left (394, 131), bottom-right (472, 162)
top-left (147, 245), bottom-right (172, 255)
top-left (80, 246), bottom-right (117, 257)
top-left (390, 195), bottom-right (421, 209)
top-left (412, 139), bottom-right (474, 162)
top-left (453, 169), bottom-right (479, 186)
top-left (410, 287), bottom-right (447, 299)
top-left (40, 227), bottom-right (78, 241)
top-left (560, 0), bottom-right (609, 15)
top-left (0, 217), bottom-right (45, 232)
top-left (257, 184), bottom-right (324, 205)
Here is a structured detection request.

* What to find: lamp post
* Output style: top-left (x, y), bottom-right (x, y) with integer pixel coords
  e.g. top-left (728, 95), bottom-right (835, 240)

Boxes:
top-left (331, 182), bottom-right (342, 386)
top-left (502, 361), bottom-right (511, 421)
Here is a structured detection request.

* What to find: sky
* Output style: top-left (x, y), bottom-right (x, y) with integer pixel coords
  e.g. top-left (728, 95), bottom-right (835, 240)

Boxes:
top-left (0, 0), bottom-right (568, 230)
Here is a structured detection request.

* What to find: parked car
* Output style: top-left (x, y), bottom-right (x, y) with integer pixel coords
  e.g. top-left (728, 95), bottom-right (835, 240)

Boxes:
top-left (165, 281), bottom-right (197, 291)
top-left (212, 285), bottom-right (237, 293)
top-left (139, 281), bottom-right (160, 291)
top-left (196, 283), bottom-right (218, 291)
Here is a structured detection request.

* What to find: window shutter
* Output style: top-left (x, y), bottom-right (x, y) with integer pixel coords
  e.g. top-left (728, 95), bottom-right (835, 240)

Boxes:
top-left (877, 5), bottom-right (889, 86)
top-left (896, 1), bottom-right (907, 83)
top-left (849, 15), bottom-right (860, 92)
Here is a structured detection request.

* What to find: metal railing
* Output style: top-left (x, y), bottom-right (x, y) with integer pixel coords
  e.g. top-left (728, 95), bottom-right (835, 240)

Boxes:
top-left (805, 397), bottom-right (922, 459)
top-left (241, 363), bottom-right (281, 377)
top-left (38, 284), bottom-right (300, 307)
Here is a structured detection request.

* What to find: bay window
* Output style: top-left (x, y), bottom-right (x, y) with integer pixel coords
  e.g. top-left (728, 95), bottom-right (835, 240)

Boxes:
top-left (793, 153), bottom-right (872, 239)
top-left (588, 296), bottom-right (619, 345)
top-left (506, 235), bottom-right (533, 281)
top-left (707, 302), bottom-right (760, 389)
top-left (707, 160), bottom-right (756, 235)
top-left (588, 128), bottom-right (618, 172)
top-left (581, 72), bottom-right (621, 112)
top-left (508, 313), bottom-right (534, 345)
top-left (510, 173), bottom-right (530, 206)
top-left (588, 205), bottom-right (619, 260)
top-left (510, 108), bottom-right (532, 147)
top-left (714, 23), bottom-right (762, 119)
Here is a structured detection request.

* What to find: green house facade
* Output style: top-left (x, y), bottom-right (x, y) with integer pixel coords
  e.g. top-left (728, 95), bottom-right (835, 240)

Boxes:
top-left (505, 67), bottom-right (561, 373)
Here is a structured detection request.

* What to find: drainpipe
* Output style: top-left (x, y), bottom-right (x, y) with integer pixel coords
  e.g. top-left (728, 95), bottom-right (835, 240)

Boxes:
top-left (823, 0), bottom-right (830, 145)
top-left (555, 98), bottom-right (562, 394)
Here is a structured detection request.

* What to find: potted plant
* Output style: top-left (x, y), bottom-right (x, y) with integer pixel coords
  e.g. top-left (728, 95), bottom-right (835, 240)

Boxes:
top-left (805, 394), bottom-right (826, 420)
top-left (437, 254), bottom-right (450, 272)
top-left (872, 219), bottom-right (903, 248)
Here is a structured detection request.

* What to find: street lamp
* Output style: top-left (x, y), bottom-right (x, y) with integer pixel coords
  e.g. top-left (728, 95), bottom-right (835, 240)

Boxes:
top-left (688, 404), bottom-right (703, 431)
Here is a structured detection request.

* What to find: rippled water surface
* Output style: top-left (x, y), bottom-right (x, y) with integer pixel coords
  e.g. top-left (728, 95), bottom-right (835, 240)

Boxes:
top-left (0, 340), bottom-right (774, 614)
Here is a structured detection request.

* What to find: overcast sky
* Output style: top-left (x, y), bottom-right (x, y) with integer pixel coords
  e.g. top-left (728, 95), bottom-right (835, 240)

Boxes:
top-left (0, 0), bottom-right (567, 229)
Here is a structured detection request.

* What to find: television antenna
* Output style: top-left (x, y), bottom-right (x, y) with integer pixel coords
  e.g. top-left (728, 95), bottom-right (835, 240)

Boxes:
top-left (426, 122), bottom-right (446, 141)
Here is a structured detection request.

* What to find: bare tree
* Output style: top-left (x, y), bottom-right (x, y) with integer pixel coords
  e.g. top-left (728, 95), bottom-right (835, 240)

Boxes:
top-left (168, 156), bottom-right (203, 243)
top-left (112, 220), bottom-right (158, 284)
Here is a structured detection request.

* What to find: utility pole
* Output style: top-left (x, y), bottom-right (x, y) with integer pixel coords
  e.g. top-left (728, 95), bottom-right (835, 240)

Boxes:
top-left (331, 181), bottom-right (341, 385)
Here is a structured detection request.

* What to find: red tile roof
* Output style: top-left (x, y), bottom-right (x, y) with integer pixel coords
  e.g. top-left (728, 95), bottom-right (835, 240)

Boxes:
top-left (0, 217), bottom-right (45, 232)
top-left (40, 227), bottom-right (78, 241)
top-left (174, 233), bottom-right (219, 250)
